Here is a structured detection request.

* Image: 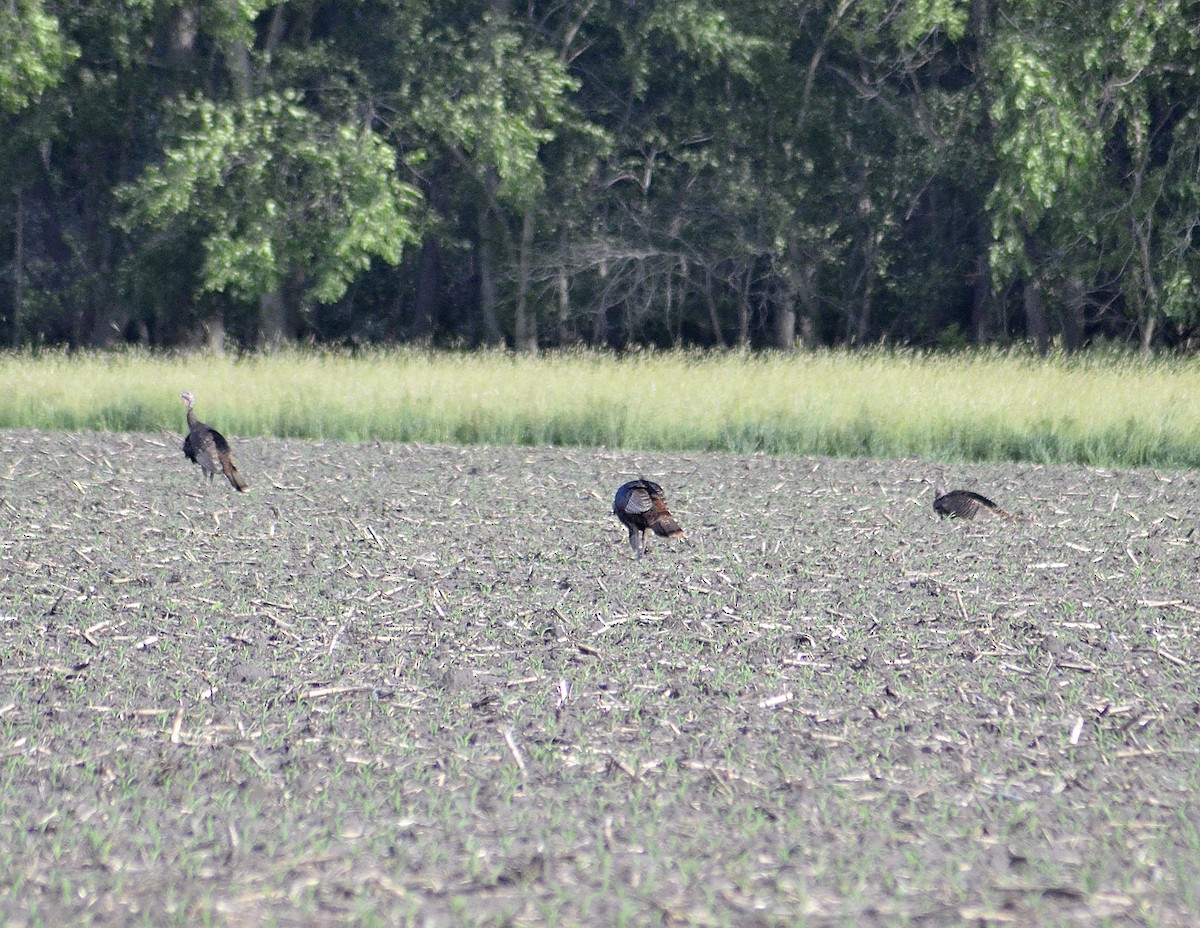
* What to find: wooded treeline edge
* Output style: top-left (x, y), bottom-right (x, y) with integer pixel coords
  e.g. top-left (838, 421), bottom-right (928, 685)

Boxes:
top-left (2, 0), bottom-right (1197, 352)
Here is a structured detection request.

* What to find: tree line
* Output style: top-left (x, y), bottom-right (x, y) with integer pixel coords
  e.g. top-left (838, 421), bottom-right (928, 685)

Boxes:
top-left (1, 0), bottom-right (1197, 352)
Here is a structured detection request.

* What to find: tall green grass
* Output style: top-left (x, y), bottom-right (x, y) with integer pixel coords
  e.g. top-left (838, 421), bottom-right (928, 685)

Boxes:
top-left (1, 346), bottom-right (1197, 466)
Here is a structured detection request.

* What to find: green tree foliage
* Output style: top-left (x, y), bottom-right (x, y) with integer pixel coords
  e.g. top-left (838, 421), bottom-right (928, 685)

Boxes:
top-left (0, 0), bottom-right (76, 113)
top-left (983, 0), bottom-right (1200, 349)
top-left (119, 92), bottom-right (420, 305)
top-left (0, 0), bottom-right (1197, 351)
top-left (412, 13), bottom-right (579, 207)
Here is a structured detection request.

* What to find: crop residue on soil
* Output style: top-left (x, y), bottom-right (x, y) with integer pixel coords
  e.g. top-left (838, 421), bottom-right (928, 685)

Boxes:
top-left (2, 429), bottom-right (1198, 926)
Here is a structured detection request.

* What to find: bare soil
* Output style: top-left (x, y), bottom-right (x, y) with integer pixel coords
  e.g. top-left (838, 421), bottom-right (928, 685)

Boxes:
top-left (2, 429), bottom-right (1199, 926)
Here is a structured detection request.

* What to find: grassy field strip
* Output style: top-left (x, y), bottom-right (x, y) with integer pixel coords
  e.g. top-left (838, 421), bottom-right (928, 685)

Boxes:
top-left (1, 348), bottom-right (1197, 465)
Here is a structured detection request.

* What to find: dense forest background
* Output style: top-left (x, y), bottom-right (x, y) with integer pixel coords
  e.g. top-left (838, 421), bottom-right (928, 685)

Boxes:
top-left (1, 0), bottom-right (1197, 351)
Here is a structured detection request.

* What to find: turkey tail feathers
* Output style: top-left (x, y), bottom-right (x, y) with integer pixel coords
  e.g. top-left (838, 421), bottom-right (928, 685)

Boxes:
top-left (649, 496), bottom-right (683, 535)
top-left (650, 517), bottom-right (683, 537)
top-left (223, 455), bottom-right (249, 492)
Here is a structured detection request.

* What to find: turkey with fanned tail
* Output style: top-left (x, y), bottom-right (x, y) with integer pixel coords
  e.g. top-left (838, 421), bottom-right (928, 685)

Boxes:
top-left (613, 479), bottom-right (684, 559)
top-left (180, 391), bottom-right (249, 492)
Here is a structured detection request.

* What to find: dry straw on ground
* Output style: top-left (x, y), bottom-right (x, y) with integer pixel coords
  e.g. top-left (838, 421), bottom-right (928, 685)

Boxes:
top-left (1, 428), bottom-right (1198, 925)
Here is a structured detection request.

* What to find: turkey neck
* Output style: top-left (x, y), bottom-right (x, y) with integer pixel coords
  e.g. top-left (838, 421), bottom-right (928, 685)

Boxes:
top-left (185, 404), bottom-right (201, 432)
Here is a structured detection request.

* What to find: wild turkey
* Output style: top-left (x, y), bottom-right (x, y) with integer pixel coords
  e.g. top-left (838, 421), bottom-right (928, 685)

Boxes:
top-left (613, 479), bottom-right (684, 559)
top-left (933, 485), bottom-right (1017, 520)
top-left (180, 391), bottom-right (248, 492)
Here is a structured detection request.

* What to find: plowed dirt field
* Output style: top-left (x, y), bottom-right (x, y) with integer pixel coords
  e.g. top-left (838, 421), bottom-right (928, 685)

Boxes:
top-left (2, 429), bottom-right (1198, 926)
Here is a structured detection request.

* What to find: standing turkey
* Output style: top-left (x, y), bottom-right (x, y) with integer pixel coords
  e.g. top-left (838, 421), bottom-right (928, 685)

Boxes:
top-left (613, 479), bottom-right (684, 559)
top-left (180, 391), bottom-right (249, 492)
top-left (933, 484), bottom-right (1016, 520)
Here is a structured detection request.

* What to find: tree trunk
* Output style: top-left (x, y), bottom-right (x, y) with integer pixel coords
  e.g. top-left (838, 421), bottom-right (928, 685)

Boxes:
top-left (736, 267), bottom-right (752, 347)
top-left (665, 262), bottom-right (677, 346)
top-left (26, 146), bottom-right (72, 341)
top-left (1140, 308), bottom-right (1156, 354)
top-left (774, 300), bottom-right (796, 350)
top-left (970, 0), bottom-right (996, 346)
top-left (259, 291), bottom-right (287, 348)
top-left (971, 229), bottom-right (993, 344)
top-left (263, 4), bottom-right (287, 57)
top-left (478, 207), bottom-right (502, 346)
top-left (592, 257), bottom-right (609, 345)
top-left (799, 311), bottom-right (816, 348)
top-left (556, 265), bottom-right (571, 345)
top-left (514, 209), bottom-right (537, 353)
top-left (791, 258), bottom-right (818, 348)
top-left (10, 186), bottom-right (24, 345)
top-left (855, 273), bottom-right (874, 344)
top-left (1132, 216), bottom-right (1160, 355)
top-left (553, 228), bottom-right (572, 345)
top-left (204, 316), bottom-right (227, 352)
top-left (167, 5), bottom-right (199, 65)
top-left (220, 0), bottom-right (261, 344)
top-left (855, 232), bottom-right (882, 344)
top-left (1060, 276), bottom-right (1086, 350)
top-left (257, 269), bottom-right (307, 347)
top-left (592, 304), bottom-right (608, 344)
top-left (412, 238), bottom-right (440, 344)
top-left (222, 0), bottom-right (253, 98)
top-left (703, 266), bottom-right (728, 349)
top-left (672, 256), bottom-right (689, 348)
top-left (1023, 278), bottom-right (1051, 354)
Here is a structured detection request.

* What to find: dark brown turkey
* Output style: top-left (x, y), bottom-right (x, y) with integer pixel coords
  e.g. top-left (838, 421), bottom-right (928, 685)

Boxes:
top-left (613, 479), bottom-right (684, 559)
top-left (933, 485), bottom-right (1016, 520)
top-left (181, 391), bottom-right (248, 492)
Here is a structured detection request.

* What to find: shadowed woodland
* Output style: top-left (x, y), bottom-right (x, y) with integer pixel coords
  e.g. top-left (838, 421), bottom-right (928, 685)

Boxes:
top-left (1, 0), bottom-right (1198, 352)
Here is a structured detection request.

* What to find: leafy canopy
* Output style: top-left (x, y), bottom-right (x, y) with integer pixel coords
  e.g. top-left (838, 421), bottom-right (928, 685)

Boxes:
top-left (0, 0), bottom-right (77, 113)
top-left (119, 92), bottom-right (421, 304)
